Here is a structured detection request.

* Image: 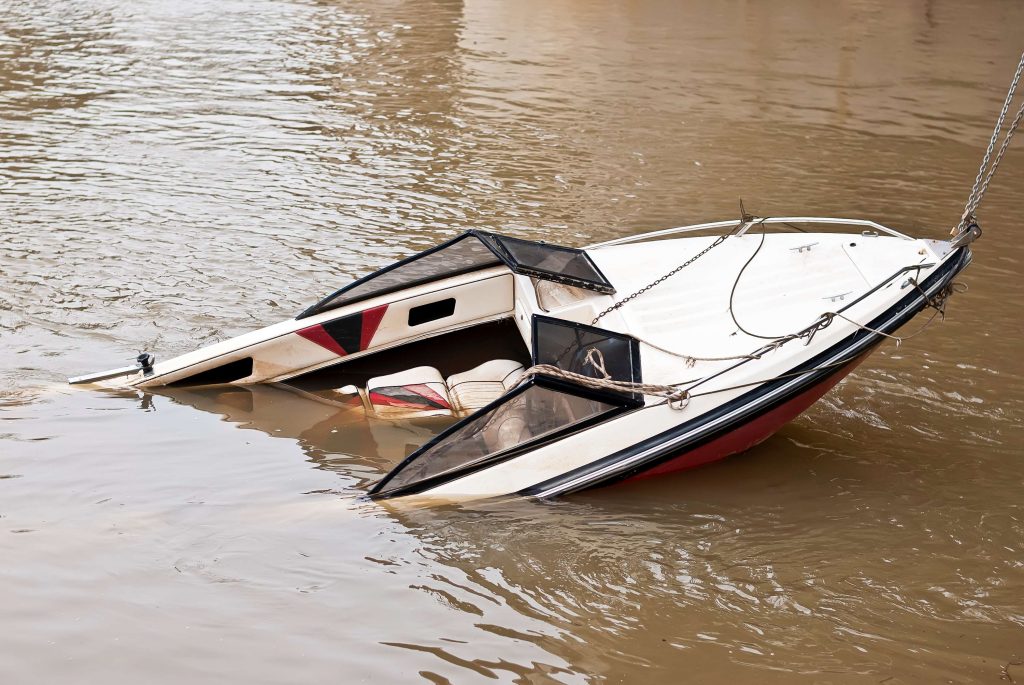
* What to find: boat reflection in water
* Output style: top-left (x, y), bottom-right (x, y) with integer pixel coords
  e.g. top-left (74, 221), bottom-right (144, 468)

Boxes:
top-left (146, 383), bottom-right (455, 491)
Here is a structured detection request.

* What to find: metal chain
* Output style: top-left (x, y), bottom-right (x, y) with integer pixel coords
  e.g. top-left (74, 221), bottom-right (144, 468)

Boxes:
top-left (955, 50), bottom-right (1024, 235)
top-left (591, 232), bottom-right (731, 324)
top-left (972, 99), bottom-right (1024, 215)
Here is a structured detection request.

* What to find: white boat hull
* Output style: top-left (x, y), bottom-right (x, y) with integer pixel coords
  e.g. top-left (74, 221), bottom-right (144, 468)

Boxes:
top-left (69, 219), bottom-right (973, 503)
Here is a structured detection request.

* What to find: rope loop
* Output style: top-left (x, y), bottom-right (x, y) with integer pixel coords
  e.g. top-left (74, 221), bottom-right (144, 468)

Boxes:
top-left (583, 347), bottom-right (610, 379)
top-left (515, 347), bottom-right (692, 410)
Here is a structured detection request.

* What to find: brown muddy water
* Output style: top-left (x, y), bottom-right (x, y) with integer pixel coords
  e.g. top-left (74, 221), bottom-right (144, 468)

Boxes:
top-left (2, 1), bottom-right (1023, 683)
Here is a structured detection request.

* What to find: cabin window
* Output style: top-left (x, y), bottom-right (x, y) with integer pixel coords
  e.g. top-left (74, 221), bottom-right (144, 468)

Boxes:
top-left (408, 298), bottom-right (456, 326)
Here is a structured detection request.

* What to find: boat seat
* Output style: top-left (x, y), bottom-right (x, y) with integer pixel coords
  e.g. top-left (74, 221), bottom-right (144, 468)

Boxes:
top-left (446, 359), bottom-right (525, 413)
top-left (366, 366), bottom-right (453, 418)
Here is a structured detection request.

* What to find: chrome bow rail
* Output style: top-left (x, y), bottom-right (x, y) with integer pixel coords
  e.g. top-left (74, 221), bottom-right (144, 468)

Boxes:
top-left (587, 217), bottom-right (914, 250)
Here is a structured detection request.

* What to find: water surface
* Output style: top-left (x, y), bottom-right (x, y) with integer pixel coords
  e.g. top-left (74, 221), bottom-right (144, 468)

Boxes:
top-left (2, 0), bottom-right (1023, 682)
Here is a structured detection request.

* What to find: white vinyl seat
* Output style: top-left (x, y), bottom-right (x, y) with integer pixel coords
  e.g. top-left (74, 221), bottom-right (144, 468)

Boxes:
top-left (446, 359), bottom-right (525, 413)
top-left (366, 366), bottom-right (453, 418)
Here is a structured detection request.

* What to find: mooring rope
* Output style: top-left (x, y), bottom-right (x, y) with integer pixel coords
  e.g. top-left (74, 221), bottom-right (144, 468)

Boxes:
top-left (825, 279), bottom-right (965, 346)
top-left (516, 348), bottom-right (693, 409)
top-left (519, 271), bottom-right (963, 411)
top-left (514, 68), bottom-right (1018, 411)
top-left (648, 282), bottom-right (965, 407)
top-left (954, 50), bottom-right (1024, 235)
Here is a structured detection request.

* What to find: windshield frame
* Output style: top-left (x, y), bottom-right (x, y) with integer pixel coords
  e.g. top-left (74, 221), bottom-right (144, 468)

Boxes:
top-left (475, 231), bottom-right (616, 295)
top-left (368, 376), bottom-right (631, 499)
top-left (297, 230), bottom-right (615, 320)
top-left (531, 314), bottom-right (645, 406)
top-left (296, 233), bottom-right (503, 319)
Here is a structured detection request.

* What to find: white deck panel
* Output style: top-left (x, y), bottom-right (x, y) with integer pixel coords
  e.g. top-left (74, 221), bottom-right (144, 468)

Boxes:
top-left (583, 233), bottom-right (932, 383)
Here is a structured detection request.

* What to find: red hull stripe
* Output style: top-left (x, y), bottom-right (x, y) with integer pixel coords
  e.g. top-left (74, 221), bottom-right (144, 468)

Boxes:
top-left (297, 324), bottom-right (349, 357)
top-left (360, 305), bottom-right (388, 351)
top-left (627, 353), bottom-right (869, 481)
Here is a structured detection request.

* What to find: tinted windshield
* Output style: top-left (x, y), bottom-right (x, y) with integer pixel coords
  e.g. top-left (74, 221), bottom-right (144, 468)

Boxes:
top-left (298, 234), bottom-right (502, 318)
top-left (371, 383), bottom-right (617, 498)
top-left (479, 233), bottom-right (614, 294)
top-left (298, 231), bottom-right (615, 319)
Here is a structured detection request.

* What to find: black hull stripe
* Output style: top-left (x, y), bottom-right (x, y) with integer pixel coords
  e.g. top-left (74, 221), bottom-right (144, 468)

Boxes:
top-left (517, 247), bottom-right (972, 499)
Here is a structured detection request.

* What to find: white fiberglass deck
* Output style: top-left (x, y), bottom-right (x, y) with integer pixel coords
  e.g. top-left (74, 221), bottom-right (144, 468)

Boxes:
top-left (576, 231), bottom-right (948, 387)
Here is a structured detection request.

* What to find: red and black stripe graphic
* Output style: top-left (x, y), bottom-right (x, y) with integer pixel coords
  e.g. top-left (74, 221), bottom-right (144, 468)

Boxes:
top-left (296, 304), bottom-right (388, 357)
top-left (369, 384), bottom-right (452, 410)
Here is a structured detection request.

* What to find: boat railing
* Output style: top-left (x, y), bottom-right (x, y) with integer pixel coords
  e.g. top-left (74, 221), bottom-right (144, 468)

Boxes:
top-left (586, 217), bottom-right (914, 249)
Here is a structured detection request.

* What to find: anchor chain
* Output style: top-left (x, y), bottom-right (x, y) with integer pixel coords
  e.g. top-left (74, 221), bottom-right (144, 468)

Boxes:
top-left (954, 50), bottom-right (1024, 236)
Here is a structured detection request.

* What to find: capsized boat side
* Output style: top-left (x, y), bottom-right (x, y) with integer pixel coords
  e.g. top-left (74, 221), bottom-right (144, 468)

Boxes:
top-left (69, 218), bottom-right (975, 503)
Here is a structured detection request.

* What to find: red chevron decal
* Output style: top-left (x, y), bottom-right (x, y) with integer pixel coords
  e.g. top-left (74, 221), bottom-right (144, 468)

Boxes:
top-left (297, 323), bottom-right (348, 357)
top-left (360, 304), bottom-right (388, 350)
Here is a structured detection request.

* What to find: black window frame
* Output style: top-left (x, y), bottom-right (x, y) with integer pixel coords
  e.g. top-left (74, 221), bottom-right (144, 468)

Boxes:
top-left (297, 231), bottom-right (615, 320)
top-left (530, 314), bottom-right (644, 407)
top-left (296, 233), bottom-right (502, 319)
top-left (368, 376), bottom-right (631, 500)
top-left (474, 231), bottom-right (616, 295)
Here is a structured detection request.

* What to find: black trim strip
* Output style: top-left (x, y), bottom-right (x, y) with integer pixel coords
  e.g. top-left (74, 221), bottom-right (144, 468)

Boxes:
top-left (526, 345), bottom-right (874, 497)
top-left (516, 246), bottom-right (972, 498)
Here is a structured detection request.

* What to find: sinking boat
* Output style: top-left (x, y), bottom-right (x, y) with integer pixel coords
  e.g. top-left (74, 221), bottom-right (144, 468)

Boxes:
top-left (67, 51), bottom-right (1024, 505)
top-left (70, 216), bottom-right (976, 502)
